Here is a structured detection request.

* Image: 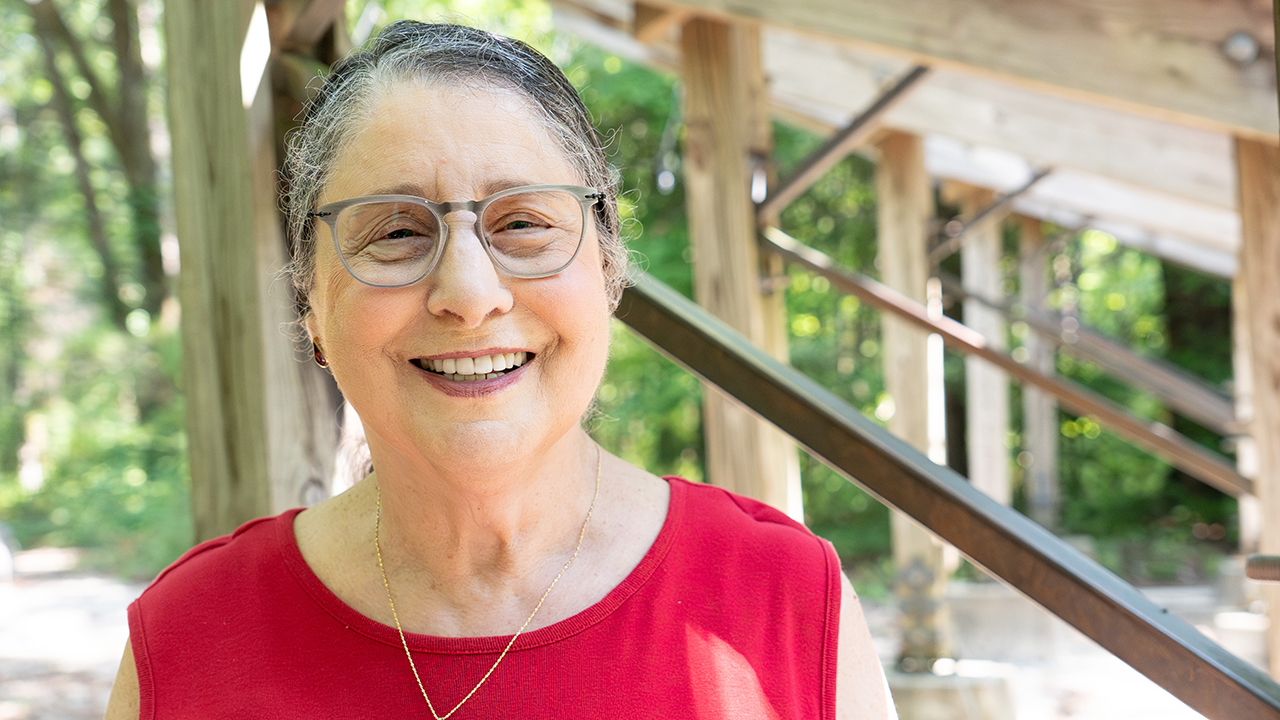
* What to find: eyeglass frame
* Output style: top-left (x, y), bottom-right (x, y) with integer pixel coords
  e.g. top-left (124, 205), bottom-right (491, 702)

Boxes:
top-left (307, 183), bottom-right (607, 288)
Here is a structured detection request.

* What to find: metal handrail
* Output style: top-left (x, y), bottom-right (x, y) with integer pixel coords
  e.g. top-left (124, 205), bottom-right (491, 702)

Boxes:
top-left (616, 270), bottom-right (1280, 720)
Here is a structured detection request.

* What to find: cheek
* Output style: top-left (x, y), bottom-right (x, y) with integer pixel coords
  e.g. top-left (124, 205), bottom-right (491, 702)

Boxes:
top-left (312, 258), bottom-right (414, 355)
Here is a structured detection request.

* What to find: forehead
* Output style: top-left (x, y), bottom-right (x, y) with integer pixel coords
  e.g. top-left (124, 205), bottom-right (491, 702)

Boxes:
top-left (321, 81), bottom-right (581, 204)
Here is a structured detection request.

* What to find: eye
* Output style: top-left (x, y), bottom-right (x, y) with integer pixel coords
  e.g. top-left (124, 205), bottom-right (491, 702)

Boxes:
top-left (385, 228), bottom-right (418, 240)
top-left (503, 219), bottom-right (536, 231)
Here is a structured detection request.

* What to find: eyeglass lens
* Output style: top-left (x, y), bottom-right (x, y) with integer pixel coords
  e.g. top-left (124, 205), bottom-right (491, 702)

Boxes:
top-left (334, 189), bottom-right (586, 286)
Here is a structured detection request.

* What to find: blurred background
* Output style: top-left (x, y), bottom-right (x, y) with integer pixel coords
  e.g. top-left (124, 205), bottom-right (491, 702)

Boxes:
top-left (0, 0), bottom-right (1264, 718)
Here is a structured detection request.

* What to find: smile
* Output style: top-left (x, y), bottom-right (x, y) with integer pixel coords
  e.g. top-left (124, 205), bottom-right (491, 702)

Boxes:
top-left (410, 351), bottom-right (531, 382)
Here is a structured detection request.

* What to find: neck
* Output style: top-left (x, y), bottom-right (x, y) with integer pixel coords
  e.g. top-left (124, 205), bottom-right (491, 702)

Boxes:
top-left (367, 427), bottom-right (600, 589)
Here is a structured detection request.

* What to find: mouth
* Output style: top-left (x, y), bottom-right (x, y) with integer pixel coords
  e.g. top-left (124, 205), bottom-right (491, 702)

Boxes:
top-left (410, 351), bottom-right (532, 382)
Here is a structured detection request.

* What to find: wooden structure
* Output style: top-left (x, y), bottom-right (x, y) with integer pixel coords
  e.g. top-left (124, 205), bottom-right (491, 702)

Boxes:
top-left (163, 0), bottom-right (1280, 699)
top-left (166, 0), bottom-right (345, 540)
top-left (549, 0), bottom-right (1280, 679)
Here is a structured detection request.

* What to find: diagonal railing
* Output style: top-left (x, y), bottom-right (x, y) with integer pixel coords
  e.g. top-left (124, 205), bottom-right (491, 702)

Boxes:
top-left (759, 226), bottom-right (1250, 498)
top-left (616, 270), bottom-right (1280, 720)
top-left (935, 272), bottom-right (1238, 436)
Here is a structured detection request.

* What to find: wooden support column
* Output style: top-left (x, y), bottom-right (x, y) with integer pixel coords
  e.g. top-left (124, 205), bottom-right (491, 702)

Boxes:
top-left (1232, 273), bottom-right (1262, 553)
top-left (245, 37), bottom-right (343, 514)
top-left (947, 183), bottom-right (1012, 505)
top-left (878, 130), bottom-right (954, 670)
top-left (167, 0), bottom-right (343, 541)
top-left (681, 17), bottom-right (799, 516)
top-left (166, 0), bottom-right (272, 539)
top-left (1019, 216), bottom-right (1060, 528)
top-left (1236, 136), bottom-right (1280, 677)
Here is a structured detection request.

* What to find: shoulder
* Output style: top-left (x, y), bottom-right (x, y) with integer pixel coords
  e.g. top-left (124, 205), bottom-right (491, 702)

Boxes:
top-left (664, 477), bottom-right (840, 593)
top-left (130, 510), bottom-right (303, 629)
top-left (668, 476), bottom-right (833, 557)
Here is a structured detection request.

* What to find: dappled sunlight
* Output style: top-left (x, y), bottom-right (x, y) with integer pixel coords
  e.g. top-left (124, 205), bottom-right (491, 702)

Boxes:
top-left (685, 623), bottom-right (782, 720)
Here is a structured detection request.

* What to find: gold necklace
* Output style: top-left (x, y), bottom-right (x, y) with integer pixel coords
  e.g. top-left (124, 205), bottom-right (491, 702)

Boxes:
top-left (374, 446), bottom-right (602, 720)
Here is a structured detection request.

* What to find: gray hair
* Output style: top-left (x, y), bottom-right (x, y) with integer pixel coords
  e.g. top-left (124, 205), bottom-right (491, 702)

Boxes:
top-left (283, 22), bottom-right (625, 317)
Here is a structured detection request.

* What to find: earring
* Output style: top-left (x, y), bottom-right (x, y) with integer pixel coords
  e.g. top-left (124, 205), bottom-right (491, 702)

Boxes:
top-left (313, 340), bottom-right (328, 368)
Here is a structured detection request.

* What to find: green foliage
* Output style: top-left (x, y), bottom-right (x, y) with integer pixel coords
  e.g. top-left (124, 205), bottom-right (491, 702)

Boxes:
top-left (0, 0), bottom-right (1240, 590)
top-left (1011, 228), bottom-right (1236, 582)
top-left (0, 307), bottom-right (192, 580)
top-left (0, 0), bottom-right (190, 579)
top-left (771, 130), bottom-right (892, 565)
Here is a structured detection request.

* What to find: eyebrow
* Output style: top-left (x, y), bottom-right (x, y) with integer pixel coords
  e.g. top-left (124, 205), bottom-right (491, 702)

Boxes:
top-left (372, 178), bottom-right (540, 201)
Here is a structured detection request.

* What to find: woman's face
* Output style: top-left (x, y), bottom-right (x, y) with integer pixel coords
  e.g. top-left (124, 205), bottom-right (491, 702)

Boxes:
top-left (307, 81), bottom-right (612, 470)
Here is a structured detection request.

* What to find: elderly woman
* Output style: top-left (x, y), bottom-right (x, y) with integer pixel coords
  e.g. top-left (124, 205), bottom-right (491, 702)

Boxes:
top-left (106, 21), bottom-right (892, 719)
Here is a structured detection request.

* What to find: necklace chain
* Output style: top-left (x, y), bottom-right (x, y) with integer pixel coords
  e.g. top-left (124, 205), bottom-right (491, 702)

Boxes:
top-left (374, 447), bottom-right (602, 720)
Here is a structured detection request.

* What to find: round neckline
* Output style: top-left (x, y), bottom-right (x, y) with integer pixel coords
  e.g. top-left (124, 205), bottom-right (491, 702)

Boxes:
top-left (277, 475), bottom-right (686, 655)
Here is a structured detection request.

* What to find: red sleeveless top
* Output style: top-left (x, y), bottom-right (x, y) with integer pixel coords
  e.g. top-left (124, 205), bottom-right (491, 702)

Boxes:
top-left (128, 477), bottom-right (842, 719)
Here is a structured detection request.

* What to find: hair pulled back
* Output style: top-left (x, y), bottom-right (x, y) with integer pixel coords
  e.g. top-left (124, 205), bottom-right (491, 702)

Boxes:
top-left (283, 21), bottom-right (624, 316)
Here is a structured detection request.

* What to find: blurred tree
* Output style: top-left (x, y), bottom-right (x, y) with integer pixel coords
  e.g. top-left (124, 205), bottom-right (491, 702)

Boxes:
top-left (26, 0), bottom-right (165, 324)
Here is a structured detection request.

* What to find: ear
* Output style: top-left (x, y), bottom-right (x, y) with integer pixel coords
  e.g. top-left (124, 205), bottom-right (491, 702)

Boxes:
top-left (303, 312), bottom-right (320, 346)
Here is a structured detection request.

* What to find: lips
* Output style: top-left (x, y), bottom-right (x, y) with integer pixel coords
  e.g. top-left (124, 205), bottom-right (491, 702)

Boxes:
top-left (410, 351), bottom-right (531, 382)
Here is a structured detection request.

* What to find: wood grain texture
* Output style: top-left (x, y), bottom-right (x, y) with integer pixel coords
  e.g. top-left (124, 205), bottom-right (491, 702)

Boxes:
top-left (1235, 136), bottom-right (1280, 678)
top-left (245, 71), bottom-right (344, 514)
top-left (681, 18), bottom-right (798, 515)
top-left (166, 0), bottom-right (272, 540)
top-left (877, 130), bottom-right (956, 664)
top-left (956, 185), bottom-right (1011, 506)
top-left (550, 4), bottom-right (1249, 276)
top-left (652, 0), bottom-right (1277, 136)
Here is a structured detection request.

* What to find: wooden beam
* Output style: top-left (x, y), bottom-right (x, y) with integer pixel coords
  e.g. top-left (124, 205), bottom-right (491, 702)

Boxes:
top-left (762, 226), bottom-right (1253, 498)
top-left (1236, 136), bottom-right (1280, 678)
top-left (553, 8), bottom-right (1246, 210)
top-left (681, 17), bottom-right (799, 515)
top-left (648, 0), bottom-right (1278, 137)
top-left (632, 1), bottom-right (690, 44)
top-left (922, 135), bottom-right (1241, 276)
top-left (1020, 217), bottom-right (1060, 528)
top-left (954, 184), bottom-right (1011, 505)
top-left (758, 30), bottom-right (1245, 210)
top-left (876, 130), bottom-right (956, 669)
top-left (756, 65), bottom-right (930, 222)
top-left (1233, 272), bottom-right (1262, 554)
top-left (245, 47), bottom-right (344, 512)
top-left (264, 0), bottom-right (346, 53)
top-left (166, 0), bottom-right (272, 539)
top-left (930, 169), bottom-right (1050, 265)
top-left (546, 7), bottom-right (1246, 275)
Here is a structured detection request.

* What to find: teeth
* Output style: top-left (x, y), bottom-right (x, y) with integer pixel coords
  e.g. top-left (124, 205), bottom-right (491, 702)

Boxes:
top-left (424, 352), bottom-right (530, 379)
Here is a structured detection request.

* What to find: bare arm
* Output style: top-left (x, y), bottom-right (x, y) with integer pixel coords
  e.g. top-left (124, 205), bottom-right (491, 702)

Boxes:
top-left (836, 572), bottom-right (897, 720)
top-left (104, 640), bottom-right (140, 720)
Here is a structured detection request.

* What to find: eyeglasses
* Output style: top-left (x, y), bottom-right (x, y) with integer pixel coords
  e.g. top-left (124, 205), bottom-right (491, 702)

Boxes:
top-left (308, 184), bottom-right (605, 288)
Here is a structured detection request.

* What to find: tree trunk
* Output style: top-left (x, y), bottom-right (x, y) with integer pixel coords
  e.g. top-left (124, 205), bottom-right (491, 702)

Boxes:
top-left (34, 21), bottom-right (130, 330)
top-left (109, 0), bottom-right (166, 315)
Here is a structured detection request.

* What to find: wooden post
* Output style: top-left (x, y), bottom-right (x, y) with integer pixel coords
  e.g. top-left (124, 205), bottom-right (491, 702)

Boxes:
top-left (245, 42), bottom-right (344, 513)
top-left (878, 130), bottom-right (954, 670)
top-left (1232, 272), bottom-right (1262, 553)
top-left (681, 17), bottom-right (799, 516)
top-left (950, 183), bottom-right (1012, 505)
top-left (1235, 136), bottom-right (1280, 677)
top-left (167, 0), bottom-right (344, 541)
top-left (1019, 216), bottom-right (1060, 528)
top-left (166, 0), bottom-right (272, 539)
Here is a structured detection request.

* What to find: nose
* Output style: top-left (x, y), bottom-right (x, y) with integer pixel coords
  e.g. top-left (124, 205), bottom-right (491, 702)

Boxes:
top-left (425, 211), bottom-right (514, 326)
